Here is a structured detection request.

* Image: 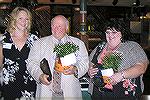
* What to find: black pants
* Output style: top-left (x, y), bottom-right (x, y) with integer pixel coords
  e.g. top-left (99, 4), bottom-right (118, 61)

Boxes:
top-left (91, 84), bottom-right (141, 100)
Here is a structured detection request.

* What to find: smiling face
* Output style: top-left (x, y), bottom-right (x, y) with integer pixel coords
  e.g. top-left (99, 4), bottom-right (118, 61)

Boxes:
top-left (15, 10), bottom-right (29, 32)
top-left (105, 27), bottom-right (122, 48)
top-left (7, 7), bottom-right (32, 34)
top-left (51, 15), bottom-right (68, 40)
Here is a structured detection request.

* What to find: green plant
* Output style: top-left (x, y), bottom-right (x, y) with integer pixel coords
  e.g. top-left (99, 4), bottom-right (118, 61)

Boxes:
top-left (102, 52), bottom-right (122, 71)
top-left (53, 42), bottom-right (79, 57)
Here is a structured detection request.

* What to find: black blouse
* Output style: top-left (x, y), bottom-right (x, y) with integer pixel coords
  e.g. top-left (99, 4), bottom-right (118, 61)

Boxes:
top-left (2, 31), bottom-right (38, 100)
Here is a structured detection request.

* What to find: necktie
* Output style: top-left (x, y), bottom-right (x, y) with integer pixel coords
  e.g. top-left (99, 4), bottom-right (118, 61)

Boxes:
top-left (52, 70), bottom-right (64, 98)
top-left (52, 41), bottom-right (64, 99)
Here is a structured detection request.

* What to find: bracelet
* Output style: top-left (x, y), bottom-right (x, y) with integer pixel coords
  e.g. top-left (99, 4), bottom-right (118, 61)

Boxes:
top-left (74, 66), bottom-right (78, 78)
top-left (121, 72), bottom-right (125, 80)
top-left (74, 70), bottom-right (78, 78)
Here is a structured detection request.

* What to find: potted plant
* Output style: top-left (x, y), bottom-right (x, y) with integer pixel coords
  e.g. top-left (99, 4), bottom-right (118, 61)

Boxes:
top-left (93, 51), bottom-right (122, 91)
top-left (102, 51), bottom-right (122, 89)
top-left (53, 42), bottom-right (79, 72)
top-left (102, 51), bottom-right (122, 71)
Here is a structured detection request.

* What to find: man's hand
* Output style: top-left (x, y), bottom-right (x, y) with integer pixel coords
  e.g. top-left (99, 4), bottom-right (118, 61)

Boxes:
top-left (39, 74), bottom-right (52, 85)
top-left (0, 44), bottom-right (3, 71)
top-left (63, 65), bottom-right (77, 75)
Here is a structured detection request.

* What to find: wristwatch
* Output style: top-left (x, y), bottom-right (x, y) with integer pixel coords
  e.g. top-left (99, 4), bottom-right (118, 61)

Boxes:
top-left (121, 72), bottom-right (125, 80)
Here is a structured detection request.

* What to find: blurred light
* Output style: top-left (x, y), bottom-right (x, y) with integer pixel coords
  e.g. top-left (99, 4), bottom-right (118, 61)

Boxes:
top-left (133, 0), bottom-right (140, 6)
top-left (74, 7), bottom-right (80, 11)
top-left (133, 2), bottom-right (136, 5)
top-left (140, 16), bottom-right (146, 19)
top-left (146, 12), bottom-right (150, 18)
top-left (76, 32), bottom-right (81, 36)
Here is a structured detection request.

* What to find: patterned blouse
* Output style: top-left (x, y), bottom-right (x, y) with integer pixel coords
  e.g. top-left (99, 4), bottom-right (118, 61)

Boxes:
top-left (89, 41), bottom-right (148, 98)
top-left (1, 31), bottom-right (38, 99)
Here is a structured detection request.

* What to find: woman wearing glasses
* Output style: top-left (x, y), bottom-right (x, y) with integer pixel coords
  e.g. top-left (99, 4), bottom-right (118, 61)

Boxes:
top-left (88, 19), bottom-right (148, 100)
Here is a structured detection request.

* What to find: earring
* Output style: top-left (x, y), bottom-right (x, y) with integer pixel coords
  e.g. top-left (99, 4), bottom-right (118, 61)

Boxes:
top-left (120, 37), bottom-right (123, 42)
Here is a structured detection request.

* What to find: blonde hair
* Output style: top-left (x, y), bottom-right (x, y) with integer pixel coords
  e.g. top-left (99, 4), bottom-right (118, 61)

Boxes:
top-left (6, 7), bottom-right (32, 34)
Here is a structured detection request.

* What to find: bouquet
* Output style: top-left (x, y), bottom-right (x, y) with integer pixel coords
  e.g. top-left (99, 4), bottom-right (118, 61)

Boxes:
top-left (93, 51), bottom-right (122, 91)
top-left (53, 42), bottom-right (79, 72)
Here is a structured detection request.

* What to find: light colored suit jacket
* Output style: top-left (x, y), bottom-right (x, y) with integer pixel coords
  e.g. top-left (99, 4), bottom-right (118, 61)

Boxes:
top-left (26, 35), bottom-right (89, 100)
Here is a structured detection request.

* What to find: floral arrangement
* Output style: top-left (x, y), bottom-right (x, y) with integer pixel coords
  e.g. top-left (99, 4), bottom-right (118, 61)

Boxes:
top-left (123, 79), bottom-right (137, 95)
top-left (102, 51), bottom-right (122, 71)
top-left (53, 42), bottom-right (79, 57)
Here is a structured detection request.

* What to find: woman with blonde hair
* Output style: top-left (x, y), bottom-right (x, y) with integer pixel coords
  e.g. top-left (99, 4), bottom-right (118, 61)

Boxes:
top-left (0, 7), bottom-right (38, 100)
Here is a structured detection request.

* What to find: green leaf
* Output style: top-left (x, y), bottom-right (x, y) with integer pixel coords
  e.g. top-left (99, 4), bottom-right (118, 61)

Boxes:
top-left (102, 52), bottom-right (122, 71)
top-left (53, 42), bottom-right (79, 57)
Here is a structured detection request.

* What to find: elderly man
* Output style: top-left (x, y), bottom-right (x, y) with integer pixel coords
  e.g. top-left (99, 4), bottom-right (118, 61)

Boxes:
top-left (26, 15), bottom-right (89, 100)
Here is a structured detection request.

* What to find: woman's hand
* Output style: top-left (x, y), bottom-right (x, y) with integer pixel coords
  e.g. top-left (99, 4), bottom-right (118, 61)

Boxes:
top-left (88, 66), bottom-right (99, 78)
top-left (110, 72), bottom-right (123, 85)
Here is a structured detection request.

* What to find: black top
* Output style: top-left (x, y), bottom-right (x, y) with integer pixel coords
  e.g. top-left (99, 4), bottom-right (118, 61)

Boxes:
top-left (1, 31), bottom-right (38, 100)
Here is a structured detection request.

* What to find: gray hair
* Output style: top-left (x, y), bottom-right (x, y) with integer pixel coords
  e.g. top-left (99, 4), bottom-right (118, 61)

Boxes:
top-left (51, 15), bottom-right (69, 31)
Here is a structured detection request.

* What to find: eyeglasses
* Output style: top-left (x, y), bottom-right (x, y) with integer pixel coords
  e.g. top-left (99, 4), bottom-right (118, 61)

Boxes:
top-left (105, 31), bottom-right (118, 34)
